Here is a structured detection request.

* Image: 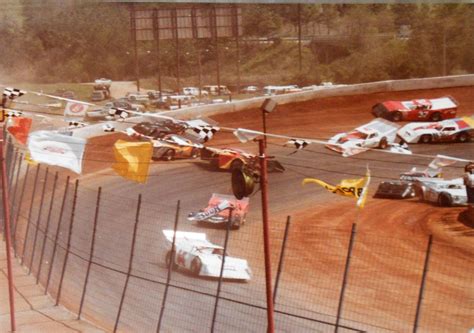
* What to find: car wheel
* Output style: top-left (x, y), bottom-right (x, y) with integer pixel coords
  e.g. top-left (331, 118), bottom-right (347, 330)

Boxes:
top-left (163, 149), bottom-right (175, 161)
top-left (430, 112), bottom-right (441, 122)
top-left (191, 257), bottom-right (202, 275)
top-left (419, 134), bottom-right (432, 144)
top-left (165, 250), bottom-right (177, 269)
top-left (392, 111), bottom-right (402, 122)
top-left (457, 132), bottom-right (469, 143)
top-left (438, 192), bottom-right (453, 207)
top-left (378, 137), bottom-right (388, 149)
top-left (190, 148), bottom-right (199, 159)
top-left (230, 159), bottom-right (244, 171)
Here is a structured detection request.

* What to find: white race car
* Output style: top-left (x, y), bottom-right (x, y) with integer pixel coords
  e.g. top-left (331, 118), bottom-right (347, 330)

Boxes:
top-left (397, 117), bottom-right (474, 144)
top-left (415, 178), bottom-right (467, 207)
top-left (162, 230), bottom-right (252, 281)
top-left (326, 118), bottom-right (408, 157)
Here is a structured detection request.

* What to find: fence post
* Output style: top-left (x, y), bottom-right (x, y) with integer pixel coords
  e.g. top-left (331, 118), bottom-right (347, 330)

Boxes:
top-left (156, 200), bottom-right (180, 333)
top-left (56, 179), bottom-right (79, 306)
top-left (413, 235), bottom-right (433, 333)
top-left (20, 164), bottom-right (41, 264)
top-left (113, 193), bottom-right (142, 333)
top-left (7, 149), bottom-right (18, 193)
top-left (0, 149), bottom-right (18, 241)
top-left (13, 163), bottom-right (29, 256)
top-left (335, 223), bottom-right (357, 333)
top-left (210, 208), bottom-right (233, 333)
top-left (36, 171), bottom-right (58, 285)
top-left (45, 176), bottom-right (70, 295)
top-left (273, 216), bottom-right (291, 304)
top-left (9, 152), bottom-right (23, 219)
top-left (28, 167), bottom-right (49, 275)
top-left (2, 149), bottom-right (17, 238)
top-left (78, 187), bottom-right (102, 320)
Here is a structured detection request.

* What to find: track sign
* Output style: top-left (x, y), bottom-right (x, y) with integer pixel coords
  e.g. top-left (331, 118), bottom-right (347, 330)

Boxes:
top-left (231, 168), bottom-right (255, 199)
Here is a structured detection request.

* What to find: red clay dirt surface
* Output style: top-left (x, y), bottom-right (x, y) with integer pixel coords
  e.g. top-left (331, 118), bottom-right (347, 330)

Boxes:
top-left (53, 86), bottom-right (473, 332)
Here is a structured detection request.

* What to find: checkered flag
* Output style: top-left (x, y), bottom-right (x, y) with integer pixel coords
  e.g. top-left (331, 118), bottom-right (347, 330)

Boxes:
top-left (68, 121), bottom-right (87, 129)
top-left (5, 110), bottom-right (23, 117)
top-left (3, 87), bottom-right (26, 100)
top-left (102, 123), bottom-right (115, 132)
top-left (287, 139), bottom-right (310, 150)
top-left (192, 126), bottom-right (219, 142)
top-left (109, 107), bottom-right (129, 120)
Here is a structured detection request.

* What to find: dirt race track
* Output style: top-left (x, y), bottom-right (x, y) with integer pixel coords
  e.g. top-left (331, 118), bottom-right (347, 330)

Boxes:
top-left (14, 86), bottom-right (474, 332)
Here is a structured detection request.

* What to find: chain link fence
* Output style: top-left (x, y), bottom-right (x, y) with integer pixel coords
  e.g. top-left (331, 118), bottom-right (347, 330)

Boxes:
top-left (2, 144), bottom-right (473, 333)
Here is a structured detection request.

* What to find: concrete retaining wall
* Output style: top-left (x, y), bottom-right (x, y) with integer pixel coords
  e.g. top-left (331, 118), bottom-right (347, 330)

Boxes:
top-left (74, 74), bottom-right (474, 138)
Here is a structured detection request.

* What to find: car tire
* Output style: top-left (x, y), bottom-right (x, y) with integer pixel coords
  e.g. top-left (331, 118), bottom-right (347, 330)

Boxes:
top-left (438, 192), bottom-right (453, 207)
top-left (378, 137), bottom-right (388, 149)
top-left (163, 149), bottom-right (175, 161)
top-left (191, 257), bottom-right (202, 275)
top-left (392, 111), bottom-right (402, 122)
top-left (165, 250), bottom-right (177, 269)
top-left (419, 134), bottom-right (432, 144)
top-left (457, 132), bottom-right (469, 143)
top-left (430, 112), bottom-right (441, 122)
top-left (230, 159), bottom-right (244, 171)
top-left (190, 148), bottom-right (199, 159)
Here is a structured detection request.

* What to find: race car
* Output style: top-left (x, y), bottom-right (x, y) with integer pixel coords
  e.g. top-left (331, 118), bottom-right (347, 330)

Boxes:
top-left (201, 147), bottom-right (285, 172)
top-left (187, 194), bottom-right (249, 230)
top-left (397, 116), bottom-right (474, 144)
top-left (162, 230), bottom-right (252, 281)
top-left (414, 178), bottom-right (467, 207)
top-left (129, 121), bottom-right (187, 139)
top-left (152, 134), bottom-right (201, 161)
top-left (373, 181), bottom-right (417, 199)
top-left (371, 96), bottom-right (458, 122)
top-left (326, 119), bottom-right (408, 157)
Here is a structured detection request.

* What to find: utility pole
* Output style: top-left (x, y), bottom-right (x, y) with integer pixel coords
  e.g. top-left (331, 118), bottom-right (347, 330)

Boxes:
top-left (1, 129), bottom-right (16, 332)
top-left (258, 139), bottom-right (275, 333)
top-left (442, 29), bottom-right (447, 76)
top-left (130, 4), bottom-right (140, 91)
top-left (297, 4), bottom-right (303, 77)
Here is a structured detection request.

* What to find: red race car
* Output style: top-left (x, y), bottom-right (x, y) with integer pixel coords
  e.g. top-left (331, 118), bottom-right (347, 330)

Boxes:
top-left (372, 96), bottom-right (458, 122)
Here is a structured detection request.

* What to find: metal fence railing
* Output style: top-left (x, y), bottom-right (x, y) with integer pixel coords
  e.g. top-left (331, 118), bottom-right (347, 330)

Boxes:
top-left (2, 142), bottom-right (473, 333)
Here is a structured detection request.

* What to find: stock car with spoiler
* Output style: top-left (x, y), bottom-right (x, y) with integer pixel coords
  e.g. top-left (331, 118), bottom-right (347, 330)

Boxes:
top-left (326, 118), bottom-right (410, 157)
top-left (414, 178), bottom-right (467, 207)
top-left (397, 116), bottom-right (474, 144)
top-left (162, 230), bottom-right (252, 281)
top-left (371, 96), bottom-right (458, 122)
top-left (187, 194), bottom-right (249, 230)
top-left (200, 147), bottom-right (285, 172)
top-left (151, 134), bottom-right (201, 161)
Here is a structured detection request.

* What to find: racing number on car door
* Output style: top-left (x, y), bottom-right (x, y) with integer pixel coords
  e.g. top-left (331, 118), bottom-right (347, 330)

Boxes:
top-left (418, 110), bottom-right (429, 118)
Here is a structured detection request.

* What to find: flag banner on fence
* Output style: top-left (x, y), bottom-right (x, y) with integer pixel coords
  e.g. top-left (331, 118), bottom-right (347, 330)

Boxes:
top-left (7, 117), bottom-right (32, 145)
top-left (286, 138), bottom-right (310, 150)
top-left (427, 154), bottom-right (460, 176)
top-left (303, 173), bottom-right (370, 203)
top-left (27, 130), bottom-right (86, 174)
top-left (24, 151), bottom-right (38, 166)
top-left (3, 87), bottom-right (26, 100)
top-left (356, 168), bottom-right (371, 209)
top-left (112, 139), bottom-right (153, 183)
top-left (64, 101), bottom-right (88, 119)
